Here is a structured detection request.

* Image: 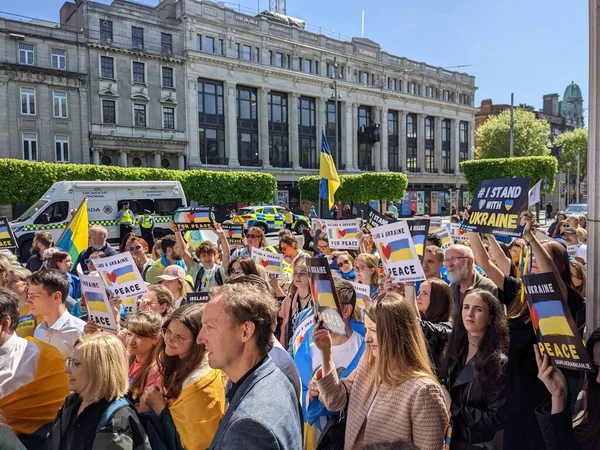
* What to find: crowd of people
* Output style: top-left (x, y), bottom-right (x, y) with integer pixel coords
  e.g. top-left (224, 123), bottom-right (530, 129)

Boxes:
top-left (0, 205), bottom-right (597, 450)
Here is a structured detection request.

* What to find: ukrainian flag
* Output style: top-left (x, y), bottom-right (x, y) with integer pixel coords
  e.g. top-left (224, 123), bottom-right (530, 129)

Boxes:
top-left (56, 198), bottom-right (88, 262)
top-left (104, 265), bottom-right (138, 286)
top-left (319, 130), bottom-right (340, 210)
top-left (313, 279), bottom-right (337, 309)
top-left (336, 228), bottom-right (358, 240)
top-left (533, 300), bottom-right (574, 337)
top-left (85, 291), bottom-right (108, 313)
top-left (258, 258), bottom-right (281, 273)
top-left (0, 225), bottom-right (11, 241)
top-left (380, 238), bottom-right (414, 263)
top-left (412, 234), bottom-right (426, 257)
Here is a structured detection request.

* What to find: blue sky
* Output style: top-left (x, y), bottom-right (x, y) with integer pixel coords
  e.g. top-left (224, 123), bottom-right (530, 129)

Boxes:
top-left (4, 0), bottom-right (588, 117)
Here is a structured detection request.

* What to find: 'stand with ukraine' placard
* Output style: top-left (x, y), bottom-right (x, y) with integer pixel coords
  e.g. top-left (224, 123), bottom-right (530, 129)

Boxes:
top-left (461, 177), bottom-right (530, 238)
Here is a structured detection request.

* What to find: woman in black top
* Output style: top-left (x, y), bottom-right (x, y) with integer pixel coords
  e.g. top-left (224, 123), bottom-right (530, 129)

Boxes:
top-left (441, 289), bottom-right (509, 450)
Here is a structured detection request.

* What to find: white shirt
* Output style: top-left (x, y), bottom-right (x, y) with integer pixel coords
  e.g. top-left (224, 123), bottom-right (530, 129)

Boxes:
top-left (0, 334), bottom-right (40, 398)
top-left (577, 243), bottom-right (587, 262)
top-left (34, 310), bottom-right (86, 359)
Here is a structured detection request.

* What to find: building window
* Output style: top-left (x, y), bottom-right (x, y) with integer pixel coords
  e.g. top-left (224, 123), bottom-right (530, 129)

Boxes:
top-left (242, 45), bottom-right (251, 61)
top-left (199, 128), bottom-right (226, 165)
top-left (132, 61), bottom-right (145, 83)
top-left (388, 111), bottom-right (400, 172)
top-left (360, 72), bottom-right (369, 85)
top-left (51, 49), bottom-right (66, 70)
top-left (101, 155), bottom-right (112, 165)
top-left (134, 104), bottom-right (147, 127)
top-left (270, 52), bottom-right (290, 69)
top-left (53, 91), bottom-right (68, 118)
top-left (102, 99), bottom-right (116, 124)
top-left (442, 119), bottom-right (451, 173)
top-left (19, 43), bottom-right (34, 65)
top-left (299, 97), bottom-right (317, 169)
top-left (161, 33), bottom-right (173, 54)
top-left (205, 37), bottom-right (215, 53)
top-left (196, 34), bottom-right (202, 51)
top-left (303, 58), bottom-right (312, 74)
top-left (275, 52), bottom-right (283, 67)
top-left (198, 79), bottom-right (224, 116)
top-left (23, 133), bottom-right (38, 160)
top-left (459, 121), bottom-right (469, 163)
top-left (326, 100), bottom-right (342, 165)
top-left (163, 107), bottom-right (175, 129)
top-left (237, 86), bottom-right (257, 120)
top-left (254, 47), bottom-right (260, 62)
top-left (443, 90), bottom-right (450, 101)
top-left (131, 26), bottom-right (144, 48)
top-left (100, 56), bottom-right (114, 78)
top-left (198, 78), bottom-right (226, 165)
top-left (100, 19), bottom-right (113, 42)
top-left (237, 86), bottom-right (259, 166)
top-left (217, 39), bottom-right (224, 55)
top-left (424, 117), bottom-right (434, 173)
top-left (406, 113), bottom-right (417, 172)
top-left (268, 92), bottom-right (289, 168)
top-left (388, 78), bottom-right (396, 91)
top-left (235, 44), bottom-right (241, 59)
top-left (55, 135), bottom-right (69, 162)
top-left (161, 66), bottom-right (174, 88)
top-left (21, 87), bottom-right (36, 115)
top-left (357, 106), bottom-right (372, 170)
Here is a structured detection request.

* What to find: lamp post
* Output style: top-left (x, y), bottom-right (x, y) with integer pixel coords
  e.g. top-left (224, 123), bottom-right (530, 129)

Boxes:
top-left (566, 162), bottom-right (572, 207)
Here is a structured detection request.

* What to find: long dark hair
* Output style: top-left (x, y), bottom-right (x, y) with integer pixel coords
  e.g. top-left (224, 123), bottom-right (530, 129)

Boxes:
top-left (575, 327), bottom-right (600, 445)
top-left (422, 278), bottom-right (452, 323)
top-left (156, 303), bottom-right (206, 400)
top-left (227, 256), bottom-right (259, 277)
top-left (441, 289), bottom-right (509, 393)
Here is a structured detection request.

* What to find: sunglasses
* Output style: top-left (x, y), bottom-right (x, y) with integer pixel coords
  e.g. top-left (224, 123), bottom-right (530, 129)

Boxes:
top-left (84, 259), bottom-right (92, 265)
top-left (246, 234), bottom-right (260, 239)
top-left (338, 260), bottom-right (351, 267)
top-left (129, 245), bottom-right (142, 251)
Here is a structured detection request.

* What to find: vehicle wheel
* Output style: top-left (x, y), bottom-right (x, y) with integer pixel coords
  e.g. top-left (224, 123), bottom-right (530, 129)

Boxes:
top-left (19, 239), bottom-right (32, 264)
top-left (257, 223), bottom-right (269, 235)
top-left (295, 221), bottom-right (308, 235)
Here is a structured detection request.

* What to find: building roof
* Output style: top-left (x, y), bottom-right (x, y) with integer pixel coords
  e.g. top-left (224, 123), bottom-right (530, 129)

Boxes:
top-left (564, 81), bottom-right (583, 101)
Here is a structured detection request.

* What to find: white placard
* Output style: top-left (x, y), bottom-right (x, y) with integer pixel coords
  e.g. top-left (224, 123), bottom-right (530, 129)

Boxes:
top-left (251, 247), bottom-right (283, 279)
top-left (291, 314), bottom-right (314, 357)
top-left (431, 226), bottom-right (454, 250)
top-left (371, 221), bottom-right (426, 283)
top-left (448, 223), bottom-right (468, 241)
top-left (324, 219), bottom-right (361, 250)
top-left (80, 274), bottom-right (118, 333)
top-left (349, 281), bottom-right (370, 312)
top-left (93, 253), bottom-right (148, 298)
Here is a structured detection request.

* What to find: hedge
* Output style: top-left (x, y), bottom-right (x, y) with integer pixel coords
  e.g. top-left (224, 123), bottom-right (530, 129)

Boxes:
top-left (298, 173), bottom-right (409, 203)
top-left (0, 159), bottom-right (277, 205)
top-left (460, 156), bottom-right (558, 194)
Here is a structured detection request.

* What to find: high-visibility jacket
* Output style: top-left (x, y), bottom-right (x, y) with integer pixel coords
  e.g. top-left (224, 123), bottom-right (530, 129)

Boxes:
top-left (140, 216), bottom-right (154, 229)
top-left (118, 209), bottom-right (135, 224)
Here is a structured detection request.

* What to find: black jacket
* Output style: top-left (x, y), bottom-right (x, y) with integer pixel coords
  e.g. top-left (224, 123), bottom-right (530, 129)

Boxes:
top-left (447, 355), bottom-right (507, 448)
top-left (535, 402), bottom-right (600, 450)
top-left (45, 394), bottom-right (150, 450)
top-left (72, 243), bottom-right (118, 275)
top-left (420, 320), bottom-right (452, 374)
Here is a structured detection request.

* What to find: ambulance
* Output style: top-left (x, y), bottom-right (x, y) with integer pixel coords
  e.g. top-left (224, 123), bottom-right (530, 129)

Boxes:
top-left (11, 180), bottom-right (187, 261)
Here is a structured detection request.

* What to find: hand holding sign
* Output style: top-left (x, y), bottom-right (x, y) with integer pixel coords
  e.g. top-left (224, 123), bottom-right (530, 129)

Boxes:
top-left (534, 345), bottom-right (568, 405)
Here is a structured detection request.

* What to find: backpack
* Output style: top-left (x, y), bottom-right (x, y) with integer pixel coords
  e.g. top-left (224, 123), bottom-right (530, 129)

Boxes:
top-left (97, 397), bottom-right (168, 450)
top-left (193, 266), bottom-right (224, 292)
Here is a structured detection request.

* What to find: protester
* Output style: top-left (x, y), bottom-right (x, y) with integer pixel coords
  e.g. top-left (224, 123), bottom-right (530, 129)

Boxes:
top-left (128, 237), bottom-right (154, 279)
top-left (422, 245), bottom-right (449, 282)
top-left (441, 289), bottom-right (509, 450)
top-left (145, 235), bottom-right (185, 284)
top-left (0, 288), bottom-right (69, 449)
top-left (26, 270), bottom-right (85, 358)
top-left (508, 239), bottom-right (525, 266)
top-left (280, 234), bottom-right (309, 268)
top-left (562, 227), bottom-right (587, 262)
top-left (151, 240), bottom-right (163, 262)
top-left (156, 265), bottom-right (192, 308)
top-left (226, 256), bottom-right (259, 277)
top-left (547, 211), bottom-right (567, 237)
top-left (550, 220), bottom-right (568, 238)
top-left (142, 303), bottom-right (224, 450)
top-left (387, 202), bottom-right (399, 218)
top-left (576, 227), bottom-right (587, 244)
top-left (46, 333), bottom-right (151, 449)
top-left (119, 231), bottom-right (137, 254)
top-left (354, 253), bottom-right (380, 298)
top-left (138, 284), bottom-right (175, 317)
top-left (25, 231), bottom-right (53, 273)
top-left (5, 267), bottom-right (36, 338)
top-left (425, 233), bottom-right (442, 248)
top-left (230, 226), bottom-right (277, 259)
top-left (198, 283), bottom-right (302, 450)
top-left (570, 260), bottom-right (587, 297)
top-left (310, 293), bottom-right (448, 450)
top-left (335, 252), bottom-right (356, 281)
top-left (310, 205), bottom-right (317, 218)
top-left (72, 226), bottom-right (117, 274)
top-left (314, 235), bottom-right (339, 271)
top-left (48, 251), bottom-right (81, 300)
top-left (279, 260), bottom-right (313, 347)
top-left (578, 215), bottom-right (587, 229)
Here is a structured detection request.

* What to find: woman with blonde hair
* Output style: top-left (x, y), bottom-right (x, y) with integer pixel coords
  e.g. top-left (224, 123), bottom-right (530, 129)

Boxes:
top-left (138, 284), bottom-right (175, 317)
top-left (354, 253), bottom-right (380, 298)
top-left (5, 266), bottom-right (37, 338)
top-left (570, 260), bottom-right (587, 297)
top-left (156, 265), bottom-right (192, 308)
top-left (46, 333), bottom-right (151, 449)
top-left (310, 293), bottom-right (448, 450)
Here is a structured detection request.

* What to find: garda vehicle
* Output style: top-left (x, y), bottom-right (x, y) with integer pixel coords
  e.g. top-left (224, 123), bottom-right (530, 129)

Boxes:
top-left (11, 181), bottom-right (186, 261)
top-left (232, 205), bottom-right (310, 235)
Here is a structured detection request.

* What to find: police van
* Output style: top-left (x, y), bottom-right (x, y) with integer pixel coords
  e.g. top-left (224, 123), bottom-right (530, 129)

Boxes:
top-left (11, 181), bottom-right (187, 261)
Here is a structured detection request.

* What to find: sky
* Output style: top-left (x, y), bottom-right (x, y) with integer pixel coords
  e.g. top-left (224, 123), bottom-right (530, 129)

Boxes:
top-left (3, 0), bottom-right (589, 117)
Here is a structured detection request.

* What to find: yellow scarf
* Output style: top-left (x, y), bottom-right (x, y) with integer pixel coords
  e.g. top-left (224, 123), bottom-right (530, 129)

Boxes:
top-left (0, 338), bottom-right (69, 435)
top-left (169, 368), bottom-right (225, 450)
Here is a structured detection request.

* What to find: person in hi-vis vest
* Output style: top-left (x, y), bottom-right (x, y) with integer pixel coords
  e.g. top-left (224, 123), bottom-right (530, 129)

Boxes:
top-left (116, 203), bottom-right (136, 241)
top-left (140, 209), bottom-right (155, 248)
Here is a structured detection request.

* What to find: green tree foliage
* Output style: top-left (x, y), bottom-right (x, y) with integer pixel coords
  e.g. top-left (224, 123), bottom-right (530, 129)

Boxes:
top-left (553, 128), bottom-right (588, 179)
top-left (476, 108), bottom-right (551, 159)
top-left (460, 156), bottom-right (557, 194)
top-left (0, 159), bottom-right (277, 205)
top-left (298, 173), bottom-right (408, 203)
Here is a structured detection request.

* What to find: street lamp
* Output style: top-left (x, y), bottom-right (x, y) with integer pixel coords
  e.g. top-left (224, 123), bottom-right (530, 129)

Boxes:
top-left (566, 161), bottom-right (572, 208)
top-left (330, 58), bottom-right (343, 166)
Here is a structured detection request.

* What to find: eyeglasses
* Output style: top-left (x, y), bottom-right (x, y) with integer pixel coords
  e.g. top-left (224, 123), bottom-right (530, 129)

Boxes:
top-left (444, 256), bottom-right (470, 265)
top-left (65, 357), bottom-right (81, 369)
top-left (293, 271), bottom-right (308, 277)
top-left (137, 298), bottom-right (159, 306)
top-left (338, 260), bottom-right (351, 267)
top-left (162, 327), bottom-right (193, 346)
top-left (317, 244), bottom-right (329, 250)
top-left (246, 234), bottom-right (260, 239)
top-left (129, 245), bottom-right (142, 251)
top-left (355, 265), bottom-right (369, 271)
top-left (228, 267), bottom-right (244, 275)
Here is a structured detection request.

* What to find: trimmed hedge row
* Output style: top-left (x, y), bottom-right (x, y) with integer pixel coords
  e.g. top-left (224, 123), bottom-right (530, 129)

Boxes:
top-left (0, 159), bottom-right (278, 205)
top-left (460, 156), bottom-right (558, 194)
top-left (298, 173), bottom-right (409, 203)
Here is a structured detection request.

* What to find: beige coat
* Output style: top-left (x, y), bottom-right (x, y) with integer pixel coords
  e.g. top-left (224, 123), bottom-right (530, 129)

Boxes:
top-left (315, 354), bottom-right (448, 450)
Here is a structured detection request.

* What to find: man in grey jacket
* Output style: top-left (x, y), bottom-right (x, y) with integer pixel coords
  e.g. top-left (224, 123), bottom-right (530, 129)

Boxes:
top-left (198, 283), bottom-right (302, 450)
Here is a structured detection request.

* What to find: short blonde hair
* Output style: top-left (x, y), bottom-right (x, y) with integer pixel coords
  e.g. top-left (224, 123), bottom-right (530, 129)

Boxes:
top-left (74, 333), bottom-right (128, 403)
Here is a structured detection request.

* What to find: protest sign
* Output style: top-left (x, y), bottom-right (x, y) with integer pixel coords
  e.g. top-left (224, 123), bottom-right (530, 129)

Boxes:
top-left (431, 226), bottom-right (454, 250)
top-left (324, 219), bottom-right (361, 250)
top-left (306, 258), bottom-right (346, 336)
top-left (80, 274), bottom-right (118, 333)
top-left (173, 206), bottom-right (214, 231)
top-left (371, 221), bottom-right (426, 283)
top-left (186, 291), bottom-right (210, 304)
top-left (461, 177), bottom-right (530, 237)
top-left (121, 296), bottom-right (137, 317)
top-left (185, 229), bottom-right (218, 249)
top-left (523, 272), bottom-right (593, 372)
top-left (291, 314), bottom-right (314, 357)
top-left (567, 245), bottom-right (578, 258)
top-left (349, 281), bottom-right (370, 312)
top-left (448, 223), bottom-right (468, 241)
top-left (311, 218), bottom-right (327, 232)
top-left (528, 179), bottom-right (542, 207)
top-left (251, 247), bottom-right (283, 279)
top-left (93, 253), bottom-right (148, 298)
top-left (222, 223), bottom-right (244, 246)
top-left (367, 206), bottom-right (396, 230)
top-left (429, 218), bottom-right (442, 231)
top-left (0, 217), bottom-right (18, 250)
top-left (407, 219), bottom-right (430, 261)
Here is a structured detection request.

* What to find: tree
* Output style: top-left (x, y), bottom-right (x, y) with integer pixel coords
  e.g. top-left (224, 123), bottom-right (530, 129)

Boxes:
top-left (298, 173), bottom-right (408, 203)
top-left (476, 108), bottom-right (551, 159)
top-left (553, 128), bottom-right (588, 179)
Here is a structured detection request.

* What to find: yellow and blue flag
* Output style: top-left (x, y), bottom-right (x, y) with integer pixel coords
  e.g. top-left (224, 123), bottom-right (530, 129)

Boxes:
top-left (103, 265), bottom-right (138, 286)
top-left (412, 234), bottom-right (426, 258)
top-left (85, 291), bottom-right (109, 313)
top-left (0, 224), bottom-right (11, 241)
top-left (257, 258), bottom-right (281, 273)
top-left (57, 199), bottom-right (88, 262)
top-left (379, 238), bottom-right (414, 263)
top-left (319, 130), bottom-right (340, 210)
top-left (532, 300), bottom-right (574, 337)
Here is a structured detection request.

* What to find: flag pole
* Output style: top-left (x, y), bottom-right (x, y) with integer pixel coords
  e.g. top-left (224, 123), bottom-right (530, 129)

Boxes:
top-left (55, 198), bottom-right (87, 245)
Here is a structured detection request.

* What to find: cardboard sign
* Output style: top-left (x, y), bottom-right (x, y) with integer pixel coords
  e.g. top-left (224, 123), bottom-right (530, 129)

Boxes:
top-left (186, 291), bottom-right (210, 303)
top-left (222, 224), bottom-right (244, 246)
top-left (523, 272), bottom-right (593, 372)
top-left (461, 178), bottom-right (530, 237)
top-left (93, 253), bottom-right (148, 298)
top-left (371, 221), bottom-right (426, 283)
top-left (0, 217), bottom-right (18, 250)
top-left (448, 223), bottom-right (468, 241)
top-left (173, 206), bottom-right (214, 231)
top-left (311, 218), bottom-right (327, 232)
top-left (324, 219), bottom-right (361, 250)
top-left (251, 247), bottom-right (283, 279)
top-left (80, 274), bottom-right (118, 333)
top-left (431, 226), bottom-right (454, 250)
top-left (407, 219), bottom-right (430, 261)
top-left (567, 245), bottom-right (578, 257)
top-left (121, 296), bottom-right (138, 317)
top-left (185, 229), bottom-right (219, 249)
top-left (429, 219), bottom-right (442, 230)
top-left (349, 281), bottom-right (370, 312)
top-left (306, 258), bottom-right (346, 337)
top-left (367, 206), bottom-right (396, 230)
